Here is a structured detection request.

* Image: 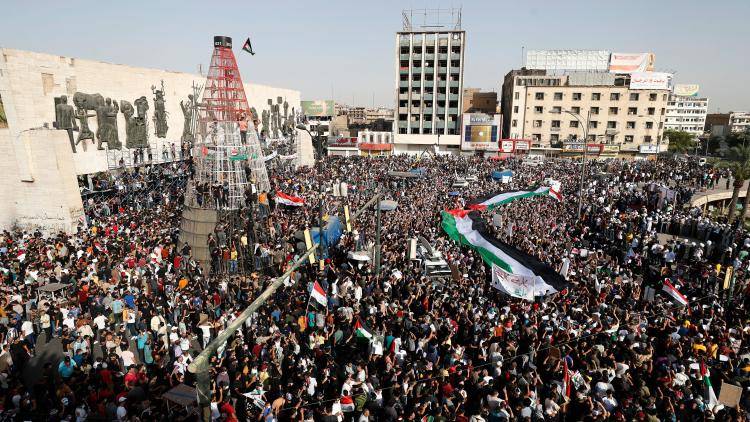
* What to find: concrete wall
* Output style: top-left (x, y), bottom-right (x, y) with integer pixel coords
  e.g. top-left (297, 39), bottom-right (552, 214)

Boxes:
top-left (0, 128), bottom-right (84, 233)
top-left (0, 48), bottom-right (301, 175)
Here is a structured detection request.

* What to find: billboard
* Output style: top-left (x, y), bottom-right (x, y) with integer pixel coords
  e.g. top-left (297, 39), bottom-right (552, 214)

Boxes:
top-left (301, 100), bottom-right (334, 117)
top-left (609, 52), bottom-right (655, 74)
top-left (462, 113), bottom-right (501, 151)
top-left (526, 50), bottom-right (610, 72)
top-left (630, 72), bottom-right (671, 90)
top-left (639, 144), bottom-right (659, 154)
top-left (673, 84), bottom-right (700, 97)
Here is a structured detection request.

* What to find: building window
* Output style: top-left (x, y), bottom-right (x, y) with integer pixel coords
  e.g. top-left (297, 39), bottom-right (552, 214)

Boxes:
top-left (572, 93), bottom-right (582, 101)
top-left (570, 121), bottom-right (579, 128)
top-left (550, 134), bottom-right (559, 142)
top-left (646, 122), bottom-right (654, 129)
top-left (644, 135), bottom-right (653, 143)
top-left (624, 135), bottom-right (634, 143)
top-left (663, 93), bottom-right (667, 101)
top-left (628, 107), bottom-right (637, 115)
top-left (649, 93), bottom-right (657, 101)
top-left (591, 107), bottom-right (600, 115)
top-left (514, 92), bottom-right (520, 100)
top-left (533, 120), bottom-right (542, 128)
top-left (535, 92), bottom-right (544, 100)
top-left (608, 107), bottom-right (619, 115)
top-left (629, 93), bottom-right (640, 101)
top-left (534, 106), bottom-right (543, 114)
top-left (607, 121), bottom-right (617, 129)
top-left (626, 121), bottom-right (636, 129)
top-left (591, 93), bottom-right (601, 101)
top-left (610, 93), bottom-right (620, 101)
top-left (532, 134), bottom-right (541, 141)
top-left (554, 92), bottom-right (563, 100)
top-left (648, 107), bottom-right (655, 115)
top-left (511, 119), bottom-right (517, 127)
top-left (513, 106), bottom-right (518, 113)
top-left (551, 120), bottom-right (561, 128)
top-left (552, 106), bottom-right (561, 114)
top-left (571, 106), bottom-right (581, 114)
top-left (589, 121), bottom-right (598, 129)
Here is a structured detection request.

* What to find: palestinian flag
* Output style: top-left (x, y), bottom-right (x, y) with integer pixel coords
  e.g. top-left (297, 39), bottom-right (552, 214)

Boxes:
top-left (310, 281), bottom-right (327, 307)
top-left (353, 318), bottom-right (373, 340)
top-left (700, 360), bottom-right (722, 411)
top-left (563, 358), bottom-right (571, 398)
top-left (242, 37), bottom-right (255, 55)
top-left (442, 210), bottom-right (568, 298)
top-left (662, 279), bottom-right (688, 307)
top-left (468, 186), bottom-right (561, 211)
top-left (275, 191), bottom-right (304, 207)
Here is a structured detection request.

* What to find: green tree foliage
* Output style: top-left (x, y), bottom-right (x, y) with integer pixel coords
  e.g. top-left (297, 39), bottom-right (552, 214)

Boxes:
top-left (665, 129), bottom-right (696, 154)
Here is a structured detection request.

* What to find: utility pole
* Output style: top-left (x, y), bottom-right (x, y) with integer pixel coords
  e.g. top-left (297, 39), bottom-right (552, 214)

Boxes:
top-left (375, 187), bottom-right (382, 277)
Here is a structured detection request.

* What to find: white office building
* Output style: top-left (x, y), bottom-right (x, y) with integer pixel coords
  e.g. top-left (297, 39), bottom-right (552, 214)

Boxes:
top-left (665, 95), bottom-right (708, 138)
top-left (730, 111), bottom-right (750, 133)
top-left (394, 9), bottom-right (465, 155)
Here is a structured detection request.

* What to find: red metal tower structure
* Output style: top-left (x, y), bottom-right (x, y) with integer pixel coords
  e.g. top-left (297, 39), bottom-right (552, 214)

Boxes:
top-left (198, 36), bottom-right (251, 127)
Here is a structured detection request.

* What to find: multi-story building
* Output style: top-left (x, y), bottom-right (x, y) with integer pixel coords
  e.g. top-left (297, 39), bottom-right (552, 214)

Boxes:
top-left (394, 9), bottom-right (465, 154)
top-left (664, 94), bottom-right (708, 138)
top-left (730, 112), bottom-right (750, 133)
top-left (463, 88), bottom-right (498, 114)
top-left (705, 113), bottom-right (730, 137)
top-left (365, 107), bottom-right (394, 125)
top-left (501, 70), bottom-right (669, 152)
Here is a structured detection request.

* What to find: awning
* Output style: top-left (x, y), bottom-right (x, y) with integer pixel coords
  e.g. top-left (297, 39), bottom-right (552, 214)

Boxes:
top-left (359, 143), bottom-right (392, 151)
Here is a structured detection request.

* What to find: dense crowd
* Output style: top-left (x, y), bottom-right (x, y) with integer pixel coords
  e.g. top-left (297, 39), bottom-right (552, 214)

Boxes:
top-left (1, 151), bottom-right (749, 421)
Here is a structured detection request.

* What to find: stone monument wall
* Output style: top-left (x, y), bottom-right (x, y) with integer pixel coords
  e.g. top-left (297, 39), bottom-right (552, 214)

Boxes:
top-left (0, 48), bottom-right (301, 175)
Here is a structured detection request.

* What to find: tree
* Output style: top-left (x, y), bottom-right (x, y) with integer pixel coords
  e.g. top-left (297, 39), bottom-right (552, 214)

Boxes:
top-left (665, 129), bottom-right (696, 154)
top-left (720, 145), bottom-right (750, 223)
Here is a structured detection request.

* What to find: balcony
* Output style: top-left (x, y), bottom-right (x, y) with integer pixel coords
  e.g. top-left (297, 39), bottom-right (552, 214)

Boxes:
top-left (448, 107), bottom-right (458, 114)
top-left (424, 81), bottom-right (434, 88)
top-left (437, 94), bottom-right (446, 101)
top-left (399, 81), bottom-right (409, 88)
top-left (438, 53), bottom-right (448, 60)
top-left (410, 121), bottom-right (421, 128)
top-left (423, 121), bottom-right (432, 128)
top-left (446, 121), bottom-right (457, 129)
top-left (437, 107), bottom-right (446, 114)
top-left (425, 53), bottom-right (435, 60)
top-left (449, 79), bottom-right (460, 87)
top-left (449, 93), bottom-right (459, 101)
top-left (398, 121), bottom-right (408, 128)
top-left (423, 107), bottom-right (434, 114)
top-left (398, 107), bottom-right (409, 114)
top-left (399, 54), bottom-right (409, 60)
top-left (423, 93), bottom-right (433, 100)
top-left (451, 53), bottom-right (461, 60)
top-left (398, 92), bottom-right (409, 100)
top-left (412, 81), bottom-right (421, 88)
top-left (438, 81), bottom-right (447, 88)
top-left (412, 53), bottom-right (422, 59)
top-left (399, 68), bottom-right (409, 75)
top-left (438, 66), bottom-right (448, 73)
top-left (412, 67), bottom-right (422, 73)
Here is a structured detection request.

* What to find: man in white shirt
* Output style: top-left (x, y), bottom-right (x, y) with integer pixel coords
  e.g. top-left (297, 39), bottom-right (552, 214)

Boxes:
top-left (120, 347), bottom-right (136, 368)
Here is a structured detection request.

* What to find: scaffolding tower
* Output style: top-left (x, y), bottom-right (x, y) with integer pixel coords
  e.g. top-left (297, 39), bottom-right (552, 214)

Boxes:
top-left (186, 35), bottom-right (270, 210)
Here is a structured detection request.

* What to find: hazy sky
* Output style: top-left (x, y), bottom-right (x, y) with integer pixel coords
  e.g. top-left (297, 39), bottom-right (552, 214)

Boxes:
top-left (1, 0), bottom-right (747, 112)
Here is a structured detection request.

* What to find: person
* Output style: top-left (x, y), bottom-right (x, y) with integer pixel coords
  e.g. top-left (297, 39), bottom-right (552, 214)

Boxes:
top-left (239, 113), bottom-right (248, 145)
top-left (58, 356), bottom-right (76, 381)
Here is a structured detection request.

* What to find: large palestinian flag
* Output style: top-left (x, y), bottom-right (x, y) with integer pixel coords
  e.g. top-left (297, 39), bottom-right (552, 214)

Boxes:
top-left (442, 209), bottom-right (568, 299)
top-left (468, 186), bottom-right (561, 211)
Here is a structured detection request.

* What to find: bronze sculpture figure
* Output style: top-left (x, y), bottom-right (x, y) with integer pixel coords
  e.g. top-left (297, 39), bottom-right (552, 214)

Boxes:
top-left (151, 81), bottom-right (168, 138)
top-left (54, 95), bottom-right (78, 153)
top-left (180, 94), bottom-right (194, 143)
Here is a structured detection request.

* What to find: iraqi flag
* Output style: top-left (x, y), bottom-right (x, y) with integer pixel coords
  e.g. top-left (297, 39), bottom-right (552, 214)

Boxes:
top-left (442, 209), bottom-right (568, 298)
top-left (310, 281), bottom-right (327, 307)
top-left (662, 279), bottom-right (688, 307)
top-left (276, 191), bottom-right (304, 207)
top-left (339, 396), bottom-right (355, 412)
top-left (468, 186), bottom-right (561, 211)
top-left (353, 318), bottom-right (373, 340)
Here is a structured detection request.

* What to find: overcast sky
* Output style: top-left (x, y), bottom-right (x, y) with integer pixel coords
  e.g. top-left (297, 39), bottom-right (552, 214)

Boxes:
top-left (1, 0), bottom-right (747, 112)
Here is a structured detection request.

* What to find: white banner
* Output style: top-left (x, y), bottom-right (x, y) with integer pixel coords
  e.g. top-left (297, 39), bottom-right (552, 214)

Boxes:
top-left (609, 52), bottom-right (654, 74)
top-left (630, 72), bottom-right (671, 90)
top-left (673, 84), bottom-right (700, 97)
top-left (491, 264), bottom-right (536, 301)
top-left (278, 153), bottom-right (297, 160)
top-left (263, 151), bottom-right (278, 161)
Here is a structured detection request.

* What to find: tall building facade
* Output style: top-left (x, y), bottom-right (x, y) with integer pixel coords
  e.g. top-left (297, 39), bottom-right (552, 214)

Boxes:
top-left (730, 112), bottom-right (750, 133)
top-left (463, 88), bottom-right (498, 114)
top-left (394, 9), bottom-right (465, 154)
top-left (664, 94), bottom-right (708, 138)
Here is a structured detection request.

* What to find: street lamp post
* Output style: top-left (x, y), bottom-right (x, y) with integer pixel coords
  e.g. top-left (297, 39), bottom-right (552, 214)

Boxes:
top-left (297, 124), bottom-right (326, 271)
top-left (553, 108), bottom-right (590, 219)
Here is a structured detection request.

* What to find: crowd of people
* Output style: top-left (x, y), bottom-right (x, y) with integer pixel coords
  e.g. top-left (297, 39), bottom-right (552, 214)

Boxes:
top-left (1, 150), bottom-right (749, 421)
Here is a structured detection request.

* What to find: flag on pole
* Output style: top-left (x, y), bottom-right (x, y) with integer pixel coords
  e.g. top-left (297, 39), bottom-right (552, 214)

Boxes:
top-left (700, 360), bottom-right (722, 411)
top-left (276, 191), bottom-right (304, 207)
top-left (442, 209), bottom-right (568, 299)
top-left (563, 358), bottom-right (571, 398)
top-left (242, 38), bottom-right (255, 55)
top-left (467, 186), bottom-right (561, 211)
top-left (662, 279), bottom-right (689, 307)
top-left (353, 318), bottom-right (373, 340)
top-left (310, 281), bottom-right (327, 307)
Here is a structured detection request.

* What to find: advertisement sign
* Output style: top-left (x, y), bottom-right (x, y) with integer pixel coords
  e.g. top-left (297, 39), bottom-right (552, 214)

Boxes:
top-left (462, 113), bottom-right (501, 151)
top-left (563, 142), bottom-right (602, 153)
top-left (673, 84), bottom-right (700, 97)
top-left (301, 100), bottom-right (334, 117)
top-left (500, 140), bottom-right (514, 153)
top-left (587, 144), bottom-right (603, 154)
top-left (514, 140), bottom-right (530, 151)
top-left (630, 72), bottom-right (671, 90)
top-left (526, 50), bottom-right (610, 72)
top-left (639, 144), bottom-right (659, 154)
top-left (602, 144), bottom-right (620, 153)
top-left (609, 52), bottom-right (655, 73)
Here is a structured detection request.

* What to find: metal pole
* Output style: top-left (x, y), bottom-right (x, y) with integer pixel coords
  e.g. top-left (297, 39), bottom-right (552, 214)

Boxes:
top-left (375, 187), bottom-right (381, 277)
top-left (317, 127), bottom-right (326, 272)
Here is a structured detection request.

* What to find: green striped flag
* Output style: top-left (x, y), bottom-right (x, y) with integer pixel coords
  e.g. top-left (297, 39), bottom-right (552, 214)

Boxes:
top-left (468, 186), bottom-right (561, 211)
